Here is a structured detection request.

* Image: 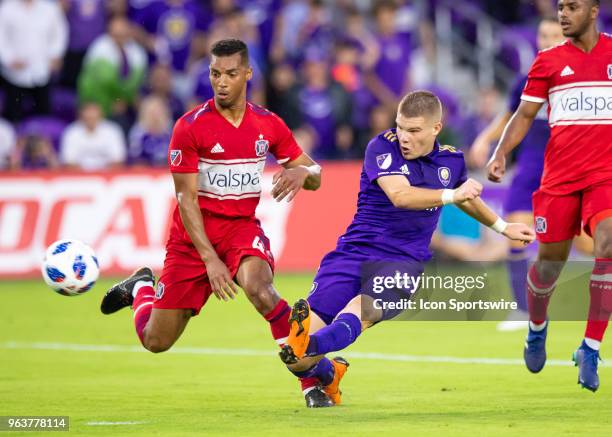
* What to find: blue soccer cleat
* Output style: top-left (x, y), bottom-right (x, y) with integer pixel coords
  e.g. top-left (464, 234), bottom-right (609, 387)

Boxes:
top-left (573, 340), bottom-right (601, 392)
top-left (524, 321), bottom-right (548, 373)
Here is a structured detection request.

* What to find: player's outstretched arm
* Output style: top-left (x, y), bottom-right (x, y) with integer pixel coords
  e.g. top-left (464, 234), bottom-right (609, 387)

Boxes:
top-left (271, 152), bottom-right (321, 202)
top-left (378, 175), bottom-right (483, 210)
top-left (486, 100), bottom-right (542, 182)
top-left (457, 197), bottom-right (536, 244)
top-left (468, 111), bottom-right (512, 168)
top-left (172, 173), bottom-right (238, 301)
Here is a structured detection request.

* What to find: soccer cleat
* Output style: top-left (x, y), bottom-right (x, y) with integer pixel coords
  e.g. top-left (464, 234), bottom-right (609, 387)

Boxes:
top-left (304, 387), bottom-right (334, 408)
top-left (573, 340), bottom-right (601, 392)
top-left (278, 299), bottom-right (311, 364)
top-left (523, 321), bottom-right (548, 373)
top-left (100, 267), bottom-right (155, 315)
top-left (323, 357), bottom-right (350, 405)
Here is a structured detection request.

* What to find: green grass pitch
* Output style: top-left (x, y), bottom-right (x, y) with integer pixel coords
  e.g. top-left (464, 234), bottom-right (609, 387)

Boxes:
top-left (1, 274), bottom-right (611, 436)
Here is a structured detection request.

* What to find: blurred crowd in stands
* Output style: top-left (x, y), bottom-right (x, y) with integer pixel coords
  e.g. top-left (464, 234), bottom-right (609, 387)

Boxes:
top-left (0, 0), bottom-right (610, 171)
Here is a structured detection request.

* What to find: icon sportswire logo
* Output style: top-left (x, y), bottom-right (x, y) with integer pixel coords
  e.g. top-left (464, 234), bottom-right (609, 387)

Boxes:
top-left (548, 82), bottom-right (612, 126)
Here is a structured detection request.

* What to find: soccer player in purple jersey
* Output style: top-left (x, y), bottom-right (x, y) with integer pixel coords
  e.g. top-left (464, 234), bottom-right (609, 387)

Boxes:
top-left (278, 91), bottom-right (536, 408)
top-left (469, 18), bottom-right (565, 331)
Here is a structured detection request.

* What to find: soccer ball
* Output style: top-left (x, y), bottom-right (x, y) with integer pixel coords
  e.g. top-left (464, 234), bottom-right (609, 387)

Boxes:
top-left (41, 240), bottom-right (100, 296)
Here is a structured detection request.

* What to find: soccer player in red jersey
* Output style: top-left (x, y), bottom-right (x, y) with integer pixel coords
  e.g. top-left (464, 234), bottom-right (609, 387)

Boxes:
top-left (488, 0), bottom-right (612, 391)
top-left (99, 38), bottom-right (323, 393)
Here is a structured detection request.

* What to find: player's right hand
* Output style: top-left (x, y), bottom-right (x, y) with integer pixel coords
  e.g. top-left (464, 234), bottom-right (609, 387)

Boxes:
top-left (454, 178), bottom-right (483, 203)
top-left (486, 153), bottom-right (506, 183)
top-left (205, 256), bottom-right (239, 302)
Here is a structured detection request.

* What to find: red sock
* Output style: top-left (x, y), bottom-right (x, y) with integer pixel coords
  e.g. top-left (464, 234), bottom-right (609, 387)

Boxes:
top-left (300, 377), bottom-right (320, 393)
top-left (264, 299), bottom-right (319, 391)
top-left (527, 264), bottom-right (556, 324)
top-left (264, 299), bottom-right (291, 346)
top-left (585, 258), bottom-right (612, 342)
top-left (264, 300), bottom-right (318, 393)
top-left (133, 285), bottom-right (155, 345)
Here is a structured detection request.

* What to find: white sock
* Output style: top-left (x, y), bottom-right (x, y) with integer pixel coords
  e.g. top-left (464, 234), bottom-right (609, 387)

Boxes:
top-left (585, 337), bottom-right (601, 351)
top-left (529, 320), bottom-right (547, 332)
top-left (132, 280), bottom-right (154, 298)
top-left (302, 386), bottom-right (317, 396)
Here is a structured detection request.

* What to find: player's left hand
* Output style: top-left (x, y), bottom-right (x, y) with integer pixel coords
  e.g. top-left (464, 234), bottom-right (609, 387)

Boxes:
top-left (272, 166), bottom-right (309, 202)
top-left (502, 223), bottom-right (536, 245)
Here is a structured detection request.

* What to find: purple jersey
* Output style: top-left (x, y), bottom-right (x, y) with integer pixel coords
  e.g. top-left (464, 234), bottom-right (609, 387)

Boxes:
top-left (374, 33), bottom-right (412, 97)
top-left (66, 0), bottom-right (107, 51)
top-left (307, 130), bottom-right (467, 324)
top-left (339, 130), bottom-right (467, 261)
top-left (298, 87), bottom-right (336, 158)
top-left (237, 0), bottom-right (281, 57)
top-left (508, 75), bottom-right (549, 168)
top-left (137, 0), bottom-right (211, 72)
top-left (128, 126), bottom-right (171, 166)
top-left (503, 75), bottom-right (549, 214)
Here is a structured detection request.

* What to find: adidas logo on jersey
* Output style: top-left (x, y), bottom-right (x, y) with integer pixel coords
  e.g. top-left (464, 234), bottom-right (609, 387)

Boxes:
top-left (211, 143), bottom-right (225, 153)
top-left (400, 164), bottom-right (410, 175)
top-left (560, 65), bottom-right (575, 77)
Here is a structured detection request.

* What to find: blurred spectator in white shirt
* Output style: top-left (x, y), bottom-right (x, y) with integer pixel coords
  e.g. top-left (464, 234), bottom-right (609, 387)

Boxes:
top-left (60, 102), bottom-right (126, 170)
top-left (0, 0), bottom-right (68, 121)
top-left (0, 117), bottom-right (16, 169)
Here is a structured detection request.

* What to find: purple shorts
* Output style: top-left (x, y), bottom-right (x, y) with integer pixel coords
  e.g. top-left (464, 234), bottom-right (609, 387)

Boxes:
top-left (307, 244), bottom-right (423, 325)
top-left (503, 161), bottom-right (543, 215)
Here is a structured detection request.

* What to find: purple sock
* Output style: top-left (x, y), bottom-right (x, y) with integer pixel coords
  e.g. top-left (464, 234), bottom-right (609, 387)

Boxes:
top-left (507, 247), bottom-right (529, 311)
top-left (289, 357), bottom-right (335, 386)
top-left (306, 313), bottom-right (362, 356)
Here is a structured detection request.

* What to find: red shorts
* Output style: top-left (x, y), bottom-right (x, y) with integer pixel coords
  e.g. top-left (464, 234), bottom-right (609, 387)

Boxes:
top-left (532, 180), bottom-right (612, 243)
top-left (154, 209), bottom-right (274, 315)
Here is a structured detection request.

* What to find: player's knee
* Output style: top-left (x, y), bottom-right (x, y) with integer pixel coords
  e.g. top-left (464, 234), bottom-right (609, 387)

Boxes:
top-left (534, 260), bottom-right (564, 284)
top-left (143, 334), bottom-right (173, 353)
top-left (350, 295), bottom-right (380, 324)
top-left (594, 231), bottom-right (612, 259)
top-left (243, 281), bottom-right (278, 314)
top-left (359, 304), bottom-right (378, 324)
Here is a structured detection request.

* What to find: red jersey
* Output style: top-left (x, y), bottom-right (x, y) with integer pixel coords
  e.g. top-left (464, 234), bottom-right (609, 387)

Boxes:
top-left (522, 32), bottom-right (612, 195)
top-left (168, 99), bottom-right (303, 217)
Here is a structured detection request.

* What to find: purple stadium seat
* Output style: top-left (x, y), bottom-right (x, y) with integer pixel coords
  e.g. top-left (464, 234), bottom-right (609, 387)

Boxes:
top-left (51, 88), bottom-right (78, 122)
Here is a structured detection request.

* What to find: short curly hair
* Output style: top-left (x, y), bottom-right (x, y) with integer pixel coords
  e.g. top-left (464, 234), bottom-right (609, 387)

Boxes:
top-left (210, 39), bottom-right (249, 65)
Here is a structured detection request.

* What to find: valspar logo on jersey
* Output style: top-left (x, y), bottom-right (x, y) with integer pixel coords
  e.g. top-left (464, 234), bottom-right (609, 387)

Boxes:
top-left (548, 82), bottom-right (612, 126)
top-left (197, 157), bottom-right (266, 199)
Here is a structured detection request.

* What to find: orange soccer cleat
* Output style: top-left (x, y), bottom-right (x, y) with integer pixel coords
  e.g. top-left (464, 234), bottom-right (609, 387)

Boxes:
top-left (279, 299), bottom-right (311, 364)
top-left (323, 357), bottom-right (350, 405)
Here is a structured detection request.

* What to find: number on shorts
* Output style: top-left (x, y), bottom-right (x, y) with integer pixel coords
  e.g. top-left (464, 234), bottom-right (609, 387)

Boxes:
top-left (252, 236), bottom-right (266, 254)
